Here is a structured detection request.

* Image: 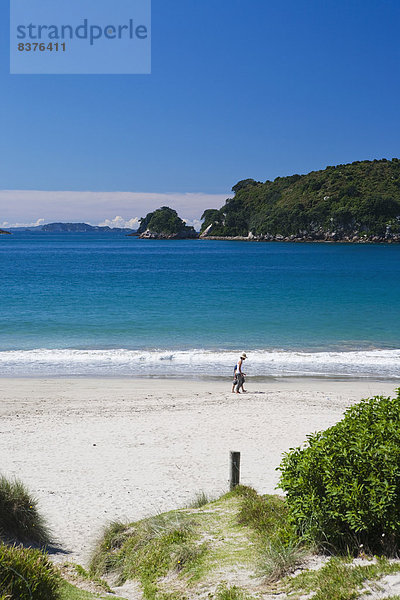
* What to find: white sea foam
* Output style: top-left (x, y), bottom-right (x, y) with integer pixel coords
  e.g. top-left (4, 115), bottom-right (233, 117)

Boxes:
top-left (0, 348), bottom-right (399, 378)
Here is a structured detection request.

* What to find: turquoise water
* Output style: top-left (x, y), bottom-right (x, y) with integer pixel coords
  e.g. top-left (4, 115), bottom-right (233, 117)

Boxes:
top-left (0, 233), bottom-right (399, 377)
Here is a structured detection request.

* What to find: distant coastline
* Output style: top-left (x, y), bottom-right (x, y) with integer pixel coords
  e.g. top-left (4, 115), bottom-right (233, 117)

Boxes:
top-left (6, 222), bottom-right (136, 234)
top-left (4, 226), bottom-right (400, 243)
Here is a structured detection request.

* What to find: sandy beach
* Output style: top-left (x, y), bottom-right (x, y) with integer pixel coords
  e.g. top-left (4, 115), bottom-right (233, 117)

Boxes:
top-left (0, 377), bottom-right (398, 566)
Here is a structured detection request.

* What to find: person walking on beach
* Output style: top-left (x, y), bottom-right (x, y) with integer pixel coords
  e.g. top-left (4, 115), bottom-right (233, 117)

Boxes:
top-left (232, 352), bottom-right (247, 393)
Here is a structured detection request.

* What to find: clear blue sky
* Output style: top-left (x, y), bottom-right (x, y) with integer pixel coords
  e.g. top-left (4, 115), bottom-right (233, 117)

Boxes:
top-left (1, 0), bottom-right (400, 222)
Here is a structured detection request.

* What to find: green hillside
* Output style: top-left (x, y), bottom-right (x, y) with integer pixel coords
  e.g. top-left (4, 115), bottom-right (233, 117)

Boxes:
top-left (201, 158), bottom-right (400, 241)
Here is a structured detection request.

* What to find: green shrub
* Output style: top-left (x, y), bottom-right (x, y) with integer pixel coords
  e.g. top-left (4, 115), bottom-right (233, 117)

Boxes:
top-left (0, 543), bottom-right (60, 600)
top-left (278, 390), bottom-right (400, 553)
top-left (0, 476), bottom-right (51, 545)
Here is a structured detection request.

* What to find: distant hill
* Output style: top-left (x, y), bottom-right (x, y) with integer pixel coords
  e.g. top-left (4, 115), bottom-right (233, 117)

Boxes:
top-left (41, 222), bottom-right (135, 233)
top-left (8, 222), bottom-right (136, 233)
top-left (201, 158), bottom-right (400, 242)
top-left (133, 207), bottom-right (198, 239)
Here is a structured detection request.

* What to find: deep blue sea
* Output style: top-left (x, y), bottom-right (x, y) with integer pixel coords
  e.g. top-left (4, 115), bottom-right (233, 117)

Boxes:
top-left (1, 232), bottom-right (399, 378)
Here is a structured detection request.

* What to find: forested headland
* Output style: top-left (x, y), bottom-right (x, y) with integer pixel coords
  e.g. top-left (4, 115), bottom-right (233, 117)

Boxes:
top-left (201, 158), bottom-right (400, 242)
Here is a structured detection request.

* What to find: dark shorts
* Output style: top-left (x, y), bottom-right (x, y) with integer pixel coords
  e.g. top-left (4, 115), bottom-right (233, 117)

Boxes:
top-left (236, 373), bottom-right (245, 387)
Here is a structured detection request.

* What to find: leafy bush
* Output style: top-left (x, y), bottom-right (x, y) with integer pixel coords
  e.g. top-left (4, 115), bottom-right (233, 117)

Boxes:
top-left (278, 390), bottom-right (400, 553)
top-left (0, 476), bottom-right (51, 545)
top-left (0, 543), bottom-right (60, 600)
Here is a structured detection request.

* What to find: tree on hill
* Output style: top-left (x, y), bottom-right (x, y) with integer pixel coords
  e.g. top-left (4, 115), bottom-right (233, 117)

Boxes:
top-left (231, 178), bottom-right (260, 194)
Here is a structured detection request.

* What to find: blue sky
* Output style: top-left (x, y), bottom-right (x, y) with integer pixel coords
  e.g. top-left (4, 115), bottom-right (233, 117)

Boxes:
top-left (1, 0), bottom-right (400, 226)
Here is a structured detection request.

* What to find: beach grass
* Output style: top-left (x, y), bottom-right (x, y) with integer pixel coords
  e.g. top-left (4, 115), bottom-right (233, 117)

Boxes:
top-left (90, 511), bottom-right (207, 598)
top-left (89, 486), bottom-right (310, 599)
top-left (73, 564), bottom-right (112, 593)
top-left (214, 583), bottom-right (254, 599)
top-left (59, 580), bottom-right (126, 600)
top-left (87, 485), bottom-right (400, 599)
top-left (4, 485), bottom-right (400, 600)
top-left (187, 490), bottom-right (213, 508)
top-left (234, 485), bottom-right (309, 581)
top-left (0, 543), bottom-right (60, 600)
top-left (285, 555), bottom-right (400, 600)
top-left (0, 475), bottom-right (52, 545)
top-left (0, 543), bottom-right (126, 600)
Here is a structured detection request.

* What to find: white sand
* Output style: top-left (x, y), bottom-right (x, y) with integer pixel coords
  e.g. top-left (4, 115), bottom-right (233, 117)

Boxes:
top-left (0, 377), bottom-right (397, 566)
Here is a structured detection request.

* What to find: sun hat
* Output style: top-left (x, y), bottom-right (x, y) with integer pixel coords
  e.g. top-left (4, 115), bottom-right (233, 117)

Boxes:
top-left (241, 352), bottom-right (247, 359)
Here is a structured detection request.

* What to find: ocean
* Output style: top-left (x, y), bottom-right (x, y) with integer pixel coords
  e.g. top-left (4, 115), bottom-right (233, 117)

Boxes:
top-left (1, 232), bottom-right (399, 379)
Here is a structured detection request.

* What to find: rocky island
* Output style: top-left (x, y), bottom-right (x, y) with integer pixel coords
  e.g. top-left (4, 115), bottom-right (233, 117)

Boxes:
top-left (0, 229), bottom-right (11, 234)
top-left (133, 206), bottom-right (198, 239)
top-left (200, 158), bottom-right (400, 243)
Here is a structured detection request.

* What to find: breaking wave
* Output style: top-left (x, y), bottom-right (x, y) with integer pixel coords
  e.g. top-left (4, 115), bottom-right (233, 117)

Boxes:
top-left (0, 348), bottom-right (399, 379)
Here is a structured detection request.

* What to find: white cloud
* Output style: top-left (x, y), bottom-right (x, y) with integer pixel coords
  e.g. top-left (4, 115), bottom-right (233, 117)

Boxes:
top-left (0, 190), bottom-right (229, 226)
top-left (97, 216), bottom-right (140, 229)
top-left (183, 218), bottom-right (202, 231)
top-left (0, 218), bottom-right (45, 228)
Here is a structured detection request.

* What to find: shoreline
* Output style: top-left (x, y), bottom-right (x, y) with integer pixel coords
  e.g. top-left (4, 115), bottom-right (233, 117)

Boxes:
top-left (200, 236), bottom-right (400, 243)
top-left (0, 374), bottom-right (399, 382)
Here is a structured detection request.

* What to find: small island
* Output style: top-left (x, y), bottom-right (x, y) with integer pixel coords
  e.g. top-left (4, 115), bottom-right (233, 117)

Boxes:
top-left (0, 229), bottom-right (11, 234)
top-left (200, 158), bottom-right (400, 243)
top-left (132, 206), bottom-right (198, 239)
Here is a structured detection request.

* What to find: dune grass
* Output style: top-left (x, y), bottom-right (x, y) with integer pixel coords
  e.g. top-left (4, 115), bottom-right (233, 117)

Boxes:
top-left (88, 486), bottom-right (308, 599)
top-left (187, 491), bottom-right (212, 508)
top-left (87, 485), bottom-right (400, 599)
top-left (0, 543), bottom-right (60, 600)
top-left (214, 583), bottom-right (253, 599)
top-left (59, 580), bottom-right (126, 600)
top-left (0, 476), bottom-right (52, 545)
top-left (234, 485), bottom-right (309, 581)
top-left (286, 555), bottom-right (400, 600)
top-left (0, 543), bottom-right (126, 600)
top-left (90, 512), bottom-right (207, 599)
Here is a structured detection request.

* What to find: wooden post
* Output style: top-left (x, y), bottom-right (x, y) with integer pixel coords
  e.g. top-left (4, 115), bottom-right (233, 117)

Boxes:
top-left (230, 451), bottom-right (240, 490)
